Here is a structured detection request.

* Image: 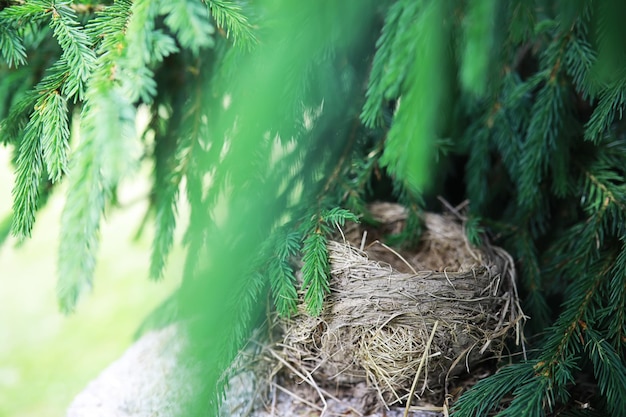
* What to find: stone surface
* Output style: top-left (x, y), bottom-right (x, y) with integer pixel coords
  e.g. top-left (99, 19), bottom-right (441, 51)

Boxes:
top-left (66, 325), bottom-right (189, 417)
top-left (67, 325), bottom-right (443, 417)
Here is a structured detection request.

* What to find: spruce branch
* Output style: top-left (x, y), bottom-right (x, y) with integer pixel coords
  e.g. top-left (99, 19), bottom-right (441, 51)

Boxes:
top-left (150, 96), bottom-right (196, 280)
top-left (69, 3), bottom-right (106, 14)
top-left (495, 373), bottom-right (551, 417)
top-left (592, 1), bottom-right (626, 86)
top-left (584, 80), bottom-right (626, 143)
top-left (161, 0), bottom-right (215, 55)
top-left (0, 213), bottom-right (13, 249)
top-left (181, 141), bottom-right (208, 280)
top-left (518, 81), bottom-right (567, 211)
top-left (514, 228), bottom-right (551, 328)
top-left (268, 231), bottom-right (300, 317)
top-left (564, 32), bottom-right (597, 101)
top-left (580, 164), bottom-right (626, 215)
top-left (10, 59), bottom-right (69, 237)
top-left (585, 328), bottom-right (626, 415)
top-left (464, 120), bottom-right (491, 211)
top-left (0, 25), bottom-right (27, 67)
top-left (506, 0), bottom-right (535, 44)
top-left (531, 255), bottom-right (616, 409)
top-left (205, 0), bottom-right (257, 48)
top-left (0, 92), bottom-right (36, 145)
top-left (488, 73), bottom-right (538, 184)
top-left (460, 0), bottom-right (498, 97)
top-left (360, 0), bottom-right (405, 128)
top-left (48, 1), bottom-right (96, 100)
top-left (57, 82), bottom-right (137, 312)
top-left (299, 208), bottom-right (357, 316)
top-left (57, 137), bottom-right (104, 313)
top-left (453, 361), bottom-right (539, 416)
top-left (118, 0), bottom-right (163, 103)
top-left (85, 0), bottom-right (132, 49)
top-left (38, 90), bottom-right (69, 183)
top-left (380, 0), bottom-right (452, 195)
top-left (321, 207), bottom-right (358, 228)
top-left (56, 34), bottom-right (138, 309)
top-left (11, 115), bottom-right (43, 238)
top-left (606, 242), bottom-right (626, 349)
top-left (150, 169), bottom-right (180, 280)
top-left (300, 229), bottom-right (329, 317)
top-left (0, 0), bottom-right (49, 22)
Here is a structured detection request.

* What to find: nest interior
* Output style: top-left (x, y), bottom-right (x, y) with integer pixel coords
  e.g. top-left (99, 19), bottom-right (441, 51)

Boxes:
top-left (277, 202), bottom-right (525, 408)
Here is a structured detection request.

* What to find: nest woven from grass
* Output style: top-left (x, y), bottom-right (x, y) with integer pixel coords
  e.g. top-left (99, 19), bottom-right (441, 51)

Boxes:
top-left (276, 202), bottom-right (525, 409)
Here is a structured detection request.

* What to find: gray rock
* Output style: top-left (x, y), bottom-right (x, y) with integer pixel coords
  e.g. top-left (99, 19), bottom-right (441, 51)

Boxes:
top-left (67, 324), bottom-right (443, 417)
top-left (66, 325), bottom-right (190, 417)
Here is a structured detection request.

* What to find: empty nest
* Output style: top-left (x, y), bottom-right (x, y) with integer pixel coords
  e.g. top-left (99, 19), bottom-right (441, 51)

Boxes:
top-left (274, 202), bottom-right (525, 411)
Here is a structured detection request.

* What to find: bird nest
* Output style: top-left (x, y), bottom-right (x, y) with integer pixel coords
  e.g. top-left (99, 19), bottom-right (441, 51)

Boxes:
top-left (271, 202), bottom-right (525, 412)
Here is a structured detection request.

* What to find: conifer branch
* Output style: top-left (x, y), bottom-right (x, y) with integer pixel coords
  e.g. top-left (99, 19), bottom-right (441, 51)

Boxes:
top-left (584, 80), bottom-right (626, 143)
top-left (581, 165), bottom-right (626, 214)
top-left (85, 0), bottom-right (132, 49)
top-left (300, 228), bottom-right (329, 317)
top-left (10, 58), bottom-right (69, 237)
top-left (464, 121), bottom-right (491, 211)
top-left (150, 91), bottom-right (197, 280)
top-left (39, 90), bottom-right (69, 182)
top-left (300, 208), bottom-right (357, 316)
top-left (606, 243), bottom-right (626, 349)
top-left (379, 0), bottom-right (452, 194)
top-left (360, 0), bottom-right (405, 128)
top-left (118, 0), bottom-right (167, 103)
top-left (511, 223), bottom-right (551, 328)
top-left (0, 92), bottom-right (36, 145)
top-left (57, 136), bottom-right (104, 313)
top-left (0, 0), bottom-right (49, 23)
top-left (56, 1), bottom-right (140, 310)
top-left (518, 81), bottom-right (566, 211)
top-left (181, 136), bottom-right (208, 280)
top-left (48, 1), bottom-right (96, 100)
top-left (205, 0), bottom-right (257, 48)
top-left (585, 328), bottom-right (626, 414)
top-left (11, 116), bottom-right (43, 238)
top-left (268, 231), bottom-right (300, 317)
top-left (460, 0), bottom-right (498, 97)
top-left (161, 0), bottom-right (215, 55)
top-left (0, 25), bottom-right (27, 67)
top-left (565, 31), bottom-right (597, 101)
top-left (453, 361), bottom-right (540, 416)
top-left (496, 373), bottom-right (551, 417)
top-left (150, 158), bottom-right (181, 280)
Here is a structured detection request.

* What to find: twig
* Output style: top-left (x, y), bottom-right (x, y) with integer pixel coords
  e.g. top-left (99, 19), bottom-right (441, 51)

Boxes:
top-left (437, 196), bottom-right (466, 221)
top-left (409, 404), bottom-right (445, 413)
top-left (270, 379), bottom-right (277, 416)
top-left (369, 240), bottom-right (418, 275)
top-left (443, 268), bottom-right (456, 290)
top-left (268, 348), bottom-right (365, 417)
top-left (404, 321), bottom-right (439, 417)
top-left (272, 382), bottom-right (324, 412)
top-left (267, 348), bottom-right (328, 415)
top-left (444, 343), bottom-right (477, 400)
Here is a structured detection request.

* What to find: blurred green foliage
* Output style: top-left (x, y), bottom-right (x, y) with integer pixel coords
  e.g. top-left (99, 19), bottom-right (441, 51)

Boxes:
top-left (0, 154), bottom-right (182, 417)
top-left (2, 0), bottom-right (626, 415)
